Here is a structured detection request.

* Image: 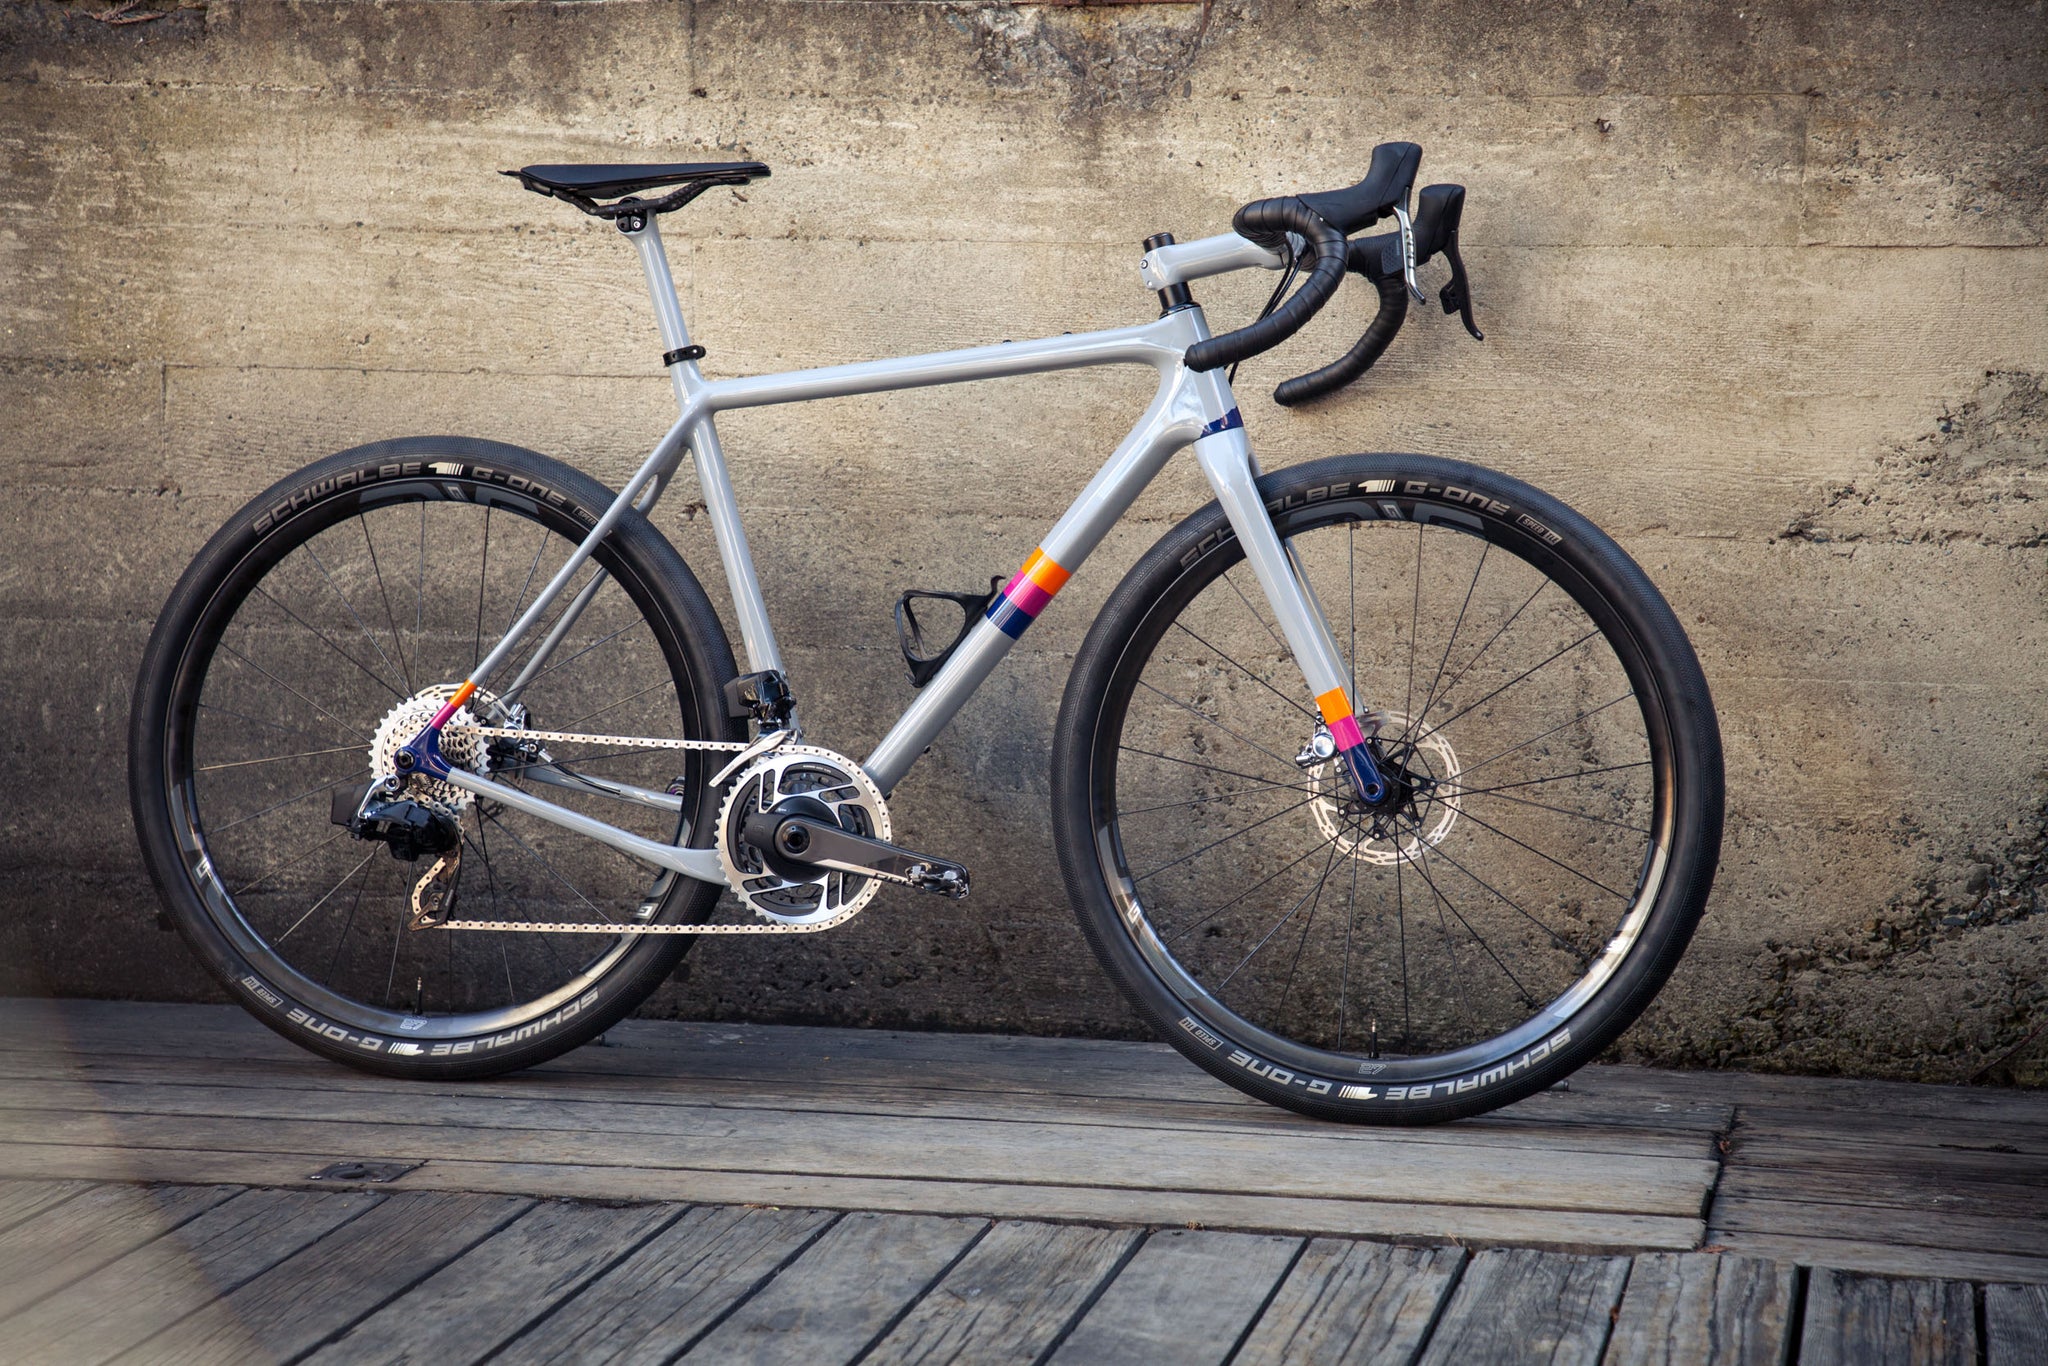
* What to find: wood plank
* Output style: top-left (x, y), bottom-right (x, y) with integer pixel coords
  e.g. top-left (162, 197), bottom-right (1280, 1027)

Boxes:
top-left (1416, 1247), bottom-right (1632, 1366)
top-left (1716, 1147), bottom-right (2048, 1212)
top-left (0, 1090), bottom-right (1718, 1217)
top-left (1703, 1230), bottom-right (2048, 1287)
top-left (0, 1187), bottom-right (379, 1361)
top-left (1797, 1268), bottom-right (1976, 1366)
top-left (130, 1191), bottom-right (532, 1365)
top-left (863, 1220), bottom-right (1140, 1362)
top-left (0, 1182), bottom-right (234, 1320)
top-left (499, 1204), bottom-right (838, 1365)
top-left (0, 1177), bottom-right (91, 1234)
top-left (0, 1001), bottom-right (1737, 1136)
top-left (0, 1142), bottom-right (1708, 1251)
top-left (1601, 1252), bottom-right (1796, 1366)
top-left (303, 1199), bottom-right (678, 1366)
top-left (679, 1212), bottom-right (986, 1365)
top-left (0, 1047), bottom-right (1726, 1156)
top-left (1047, 1229), bottom-right (1302, 1366)
top-left (1596, 1067), bottom-right (2048, 1127)
top-left (1724, 1162), bottom-right (2048, 1230)
top-left (1985, 1282), bottom-right (2048, 1366)
top-left (1732, 1113), bottom-right (2048, 1159)
top-left (1232, 1239), bottom-right (1466, 1366)
top-left (1709, 1192), bottom-right (2048, 1258)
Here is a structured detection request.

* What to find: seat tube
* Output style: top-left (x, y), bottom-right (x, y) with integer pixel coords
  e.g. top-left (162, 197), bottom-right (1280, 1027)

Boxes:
top-left (622, 217), bottom-right (787, 676)
top-left (1188, 389), bottom-right (1390, 803)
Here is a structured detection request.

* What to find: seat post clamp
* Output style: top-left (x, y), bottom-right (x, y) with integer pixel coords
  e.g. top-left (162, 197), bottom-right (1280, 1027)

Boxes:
top-left (662, 345), bottom-right (706, 368)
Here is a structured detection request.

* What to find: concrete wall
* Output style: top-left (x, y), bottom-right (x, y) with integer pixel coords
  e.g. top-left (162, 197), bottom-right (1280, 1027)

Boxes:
top-left (4, 0), bottom-right (2044, 1083)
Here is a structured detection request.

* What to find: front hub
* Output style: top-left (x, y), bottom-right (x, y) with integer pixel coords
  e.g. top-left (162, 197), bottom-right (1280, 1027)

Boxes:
top-left (1306, 710), bottom-right (1463, 865)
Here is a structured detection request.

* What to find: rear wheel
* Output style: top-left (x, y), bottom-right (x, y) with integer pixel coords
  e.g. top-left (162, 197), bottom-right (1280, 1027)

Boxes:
top-left (129, 437), bottom-right (740, 1078)
top-left (1053, 454), bottom-right (1722, 1123)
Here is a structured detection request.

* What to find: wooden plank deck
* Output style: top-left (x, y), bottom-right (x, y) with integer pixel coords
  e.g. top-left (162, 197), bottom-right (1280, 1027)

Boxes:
top-left (0, 999), bottom-right (2040, 1363)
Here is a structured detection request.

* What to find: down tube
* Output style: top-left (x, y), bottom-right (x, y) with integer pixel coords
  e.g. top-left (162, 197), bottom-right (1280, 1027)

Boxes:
top-left (862, 380), bottom-right (1201, 793)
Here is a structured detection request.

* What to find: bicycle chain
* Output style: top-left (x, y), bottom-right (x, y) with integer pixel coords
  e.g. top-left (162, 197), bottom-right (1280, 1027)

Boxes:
top-left (447, 724), bottom-right (749, 754)
top-left (427, 725), bottom-right (867, 936)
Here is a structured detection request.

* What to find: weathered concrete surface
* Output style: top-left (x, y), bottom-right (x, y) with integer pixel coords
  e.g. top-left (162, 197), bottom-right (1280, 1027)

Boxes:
top-left (2, 0), bottom-right (2044, 1084)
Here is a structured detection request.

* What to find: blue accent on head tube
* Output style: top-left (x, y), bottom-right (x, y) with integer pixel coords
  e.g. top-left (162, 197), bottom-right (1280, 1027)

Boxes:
top-left (1197, 408), bottom-right (1244, 438)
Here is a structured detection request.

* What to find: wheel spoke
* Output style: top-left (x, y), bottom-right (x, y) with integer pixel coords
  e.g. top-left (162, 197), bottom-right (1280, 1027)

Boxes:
top-left (1218, 837), bottom-right (1342, 990)
top-left (1161, 832), bottom-right (1344, 946)
top-left (358, 513), bottom-right (414, 693)
top-left (471, 506), bottom-right (494, 665)
top-left (1121, 783), bottom-right (1308, 818)
top-left (1131, 794), bottom-right (1320, 886)
top-left (1116, 745), bottom-right (1318, 798)
top-left (1447, 692), bottom-right (1636, 783)
top-left (215, 642), bottom-right (371, 745)
top-left (1441, 802), bottom-right (1633, 901)
top-left (1412, 577), bottom-right (1546, 737)
top-left (322, 852), bottom-right (378, 981)
top-left (556, 678), bottom-right (679, 734)
top-left (197, 745), bottom-right (362, 774)
top-left (1221, 567), bottom-right (1290, 658)
top-left (1396, 817), bottom-right (1577, 955)
top-left (1169, 619), bottom-right (1318, 723)
top-left (250, 585), bottom-right (407, 703)
top-left (209, 769), bottom-right (364, 835)
top-left (277, 848), bottom-right (380, 943)
top-left (506, 613), bottom-right (641, 698)
top-left (1409, 847), bottom-right (1540, 1011)
top-left (230, 828), bottom-right (351, 899)
top-left (1439, 759), bottom-right (1652, 798)
top-left (1415, 539), bottom-right (1489, 734)
top-left (483, 809), bottom-right (620, 926)
top-left (304, 541), bottom-right (411, 699)
top-left (1448, 784), bottom-right (1651, 835)
top-left (1135, 680), bottom-right (1306, 777)
top-left (1412, 627), bottom-right (1601, 747)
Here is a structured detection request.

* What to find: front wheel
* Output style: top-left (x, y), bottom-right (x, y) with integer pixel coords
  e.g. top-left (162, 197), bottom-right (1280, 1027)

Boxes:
top-left (1053, 454), bottom-right (1722, 1123)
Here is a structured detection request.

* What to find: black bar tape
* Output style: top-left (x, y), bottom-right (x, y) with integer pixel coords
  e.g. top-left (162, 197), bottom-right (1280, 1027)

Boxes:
top-left (1183, 199), bottom-right (1347, 374)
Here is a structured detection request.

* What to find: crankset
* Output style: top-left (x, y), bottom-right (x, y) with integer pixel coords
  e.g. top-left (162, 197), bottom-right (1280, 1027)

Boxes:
top-left (741, 807), bottom-right (970, 899)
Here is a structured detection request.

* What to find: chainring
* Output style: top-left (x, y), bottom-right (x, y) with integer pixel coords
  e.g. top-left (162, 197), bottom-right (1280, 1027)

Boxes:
top-left (715, 745), bottom-right (892, 927)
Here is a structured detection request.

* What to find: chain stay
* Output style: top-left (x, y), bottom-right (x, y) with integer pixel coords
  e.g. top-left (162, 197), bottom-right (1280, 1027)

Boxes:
top-left (434, 724), bottom-right (855, 935)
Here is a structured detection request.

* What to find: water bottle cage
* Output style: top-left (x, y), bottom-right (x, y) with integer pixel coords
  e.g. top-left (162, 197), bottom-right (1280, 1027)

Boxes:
top-left (895, 580), bottom-right (1001, 689)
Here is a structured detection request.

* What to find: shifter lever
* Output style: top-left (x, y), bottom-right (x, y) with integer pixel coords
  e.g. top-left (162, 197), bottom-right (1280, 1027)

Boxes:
top-left (1391, 201), bottom-right (1428, 306)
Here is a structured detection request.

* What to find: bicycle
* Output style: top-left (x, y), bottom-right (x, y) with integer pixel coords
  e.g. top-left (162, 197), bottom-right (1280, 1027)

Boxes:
top-left (129, 143), bottom-right (1723, 1124)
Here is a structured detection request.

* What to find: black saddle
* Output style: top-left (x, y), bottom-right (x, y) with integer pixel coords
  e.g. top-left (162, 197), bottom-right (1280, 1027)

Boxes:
top-left (505, 161), bottom-right (770, 220)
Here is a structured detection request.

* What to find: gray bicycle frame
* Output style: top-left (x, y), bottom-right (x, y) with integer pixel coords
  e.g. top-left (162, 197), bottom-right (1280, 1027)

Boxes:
top-left (442, 218), bottom-right (1368, 891)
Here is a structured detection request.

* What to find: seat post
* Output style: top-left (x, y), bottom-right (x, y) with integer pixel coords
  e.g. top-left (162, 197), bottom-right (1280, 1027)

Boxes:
top-left (619, 215), bottom-right (704, 413)
top-left (614, 213), bottom-right (789, 680)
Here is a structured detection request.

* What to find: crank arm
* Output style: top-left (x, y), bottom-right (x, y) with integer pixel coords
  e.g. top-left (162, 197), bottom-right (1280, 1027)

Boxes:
top-left (742, 811), bottom-right (970, 899)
